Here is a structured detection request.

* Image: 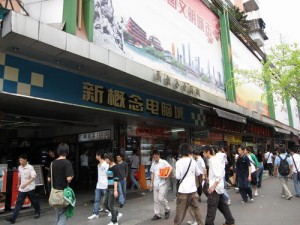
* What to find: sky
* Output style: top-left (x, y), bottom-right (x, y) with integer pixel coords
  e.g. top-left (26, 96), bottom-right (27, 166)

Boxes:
top-left (258, 0), bottom-right (300, 46)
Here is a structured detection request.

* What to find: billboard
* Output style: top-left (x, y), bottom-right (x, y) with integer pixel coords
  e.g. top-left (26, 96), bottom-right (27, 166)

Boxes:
top-left (273, 94), bottom-right (289, 126)
top-left (92, 0), bottom-right (225, 97)
top-left (230, 32), bottom-right (269, 116)
top-left (291, 98), bottom-right (300, 130)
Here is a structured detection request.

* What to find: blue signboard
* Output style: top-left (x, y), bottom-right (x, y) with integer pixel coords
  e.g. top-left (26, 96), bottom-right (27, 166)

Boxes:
top-left (0, 53), bottom-right (205, 127)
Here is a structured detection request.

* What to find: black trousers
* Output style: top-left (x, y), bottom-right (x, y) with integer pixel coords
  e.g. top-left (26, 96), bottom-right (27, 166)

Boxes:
top-left (205, 191), bottom-right (235, 225)
top-left (12, 190), bottom-right (40, 220)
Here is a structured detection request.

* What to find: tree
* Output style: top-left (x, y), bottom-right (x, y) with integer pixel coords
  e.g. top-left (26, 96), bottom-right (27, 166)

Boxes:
top-left (228, 6), bottom-right (250, 33)
top-left (235, 43), bottom-right (300, 102)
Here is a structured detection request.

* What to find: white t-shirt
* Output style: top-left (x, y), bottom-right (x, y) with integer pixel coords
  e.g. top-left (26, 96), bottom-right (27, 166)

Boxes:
top-left (18, 164), bottom-right (36, 192)
top-left (176, 157), bottom-right (200, 194)
top-left (291, 153), bottom-right (300, 173)
top-left (248, 155), bottom-right (256, 173)
top-left (264, 152), bottom-right (273, 164)
top-left (195, 157), bottom-right (206, 175)
top-left (150, 158), bottom-right (171, 188)
top-left (208, 156), bottom-right (224, 194)
top-left (96, 161), bottom-right (109, 189)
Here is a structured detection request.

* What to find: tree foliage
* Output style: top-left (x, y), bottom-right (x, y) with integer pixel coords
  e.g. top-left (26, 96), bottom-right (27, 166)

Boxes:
top-left (228, 6), bottom-right (250, 33)
top-left (235, 43), bottom-right (300, 102)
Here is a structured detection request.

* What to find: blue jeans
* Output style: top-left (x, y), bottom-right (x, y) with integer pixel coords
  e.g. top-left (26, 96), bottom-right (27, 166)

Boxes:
top-left (55, 207), bottom-right (67, 225)
top-left (105, 189), bottom-right (119, 223)
top-left (257, 163), bottom-right (264, 187)
top-left (130, 169), bottom-right (139, 190)
top-left (292, 173), bottom-right (300, 196)
top-left (118, 179), bottom-right (126, 205)
top-left (12, 190), bottom-right (40, 220)
top-left (93, 188), bottom-right (106, 214)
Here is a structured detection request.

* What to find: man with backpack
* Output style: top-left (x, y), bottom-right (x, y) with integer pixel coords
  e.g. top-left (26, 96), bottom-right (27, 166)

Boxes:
top-left (274, 147), bottom-right (293, 200)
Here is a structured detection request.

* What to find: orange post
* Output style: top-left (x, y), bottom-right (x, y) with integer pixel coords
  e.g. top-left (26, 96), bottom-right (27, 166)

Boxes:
top-left (138, 165), bottom-right (148, 190)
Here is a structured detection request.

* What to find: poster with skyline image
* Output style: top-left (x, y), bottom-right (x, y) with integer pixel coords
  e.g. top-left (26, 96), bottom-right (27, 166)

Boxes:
top-left (93, 0), bottom-right (225, 98)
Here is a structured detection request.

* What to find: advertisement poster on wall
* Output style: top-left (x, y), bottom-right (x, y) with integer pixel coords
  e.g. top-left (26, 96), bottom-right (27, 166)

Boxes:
top-left (291, 98), bottom-right (300, 130)
top-left (273, 94), bottom-right (289, 126)
top-left (230, 32), bottom-right (269, 116)
top-left (0, 164), bottom-right (7, 212)
top-left (92, 0), bottom-right (225, 98)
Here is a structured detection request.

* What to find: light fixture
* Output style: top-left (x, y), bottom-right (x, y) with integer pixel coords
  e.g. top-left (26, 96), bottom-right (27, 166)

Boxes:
top-left (164, 128), bottom-right (185, 133)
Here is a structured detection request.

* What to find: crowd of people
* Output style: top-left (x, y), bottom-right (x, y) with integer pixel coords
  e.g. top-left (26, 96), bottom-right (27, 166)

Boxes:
top-left (4, 143), bottom-right (300, 225)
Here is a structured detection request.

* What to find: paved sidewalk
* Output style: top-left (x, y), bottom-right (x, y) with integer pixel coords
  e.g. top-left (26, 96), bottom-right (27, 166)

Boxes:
top-left (2, 173), bottom-right (300, 225)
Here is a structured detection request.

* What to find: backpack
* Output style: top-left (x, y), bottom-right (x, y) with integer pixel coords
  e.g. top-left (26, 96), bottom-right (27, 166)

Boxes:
top-left (278, 155), bottom-right (290, 176)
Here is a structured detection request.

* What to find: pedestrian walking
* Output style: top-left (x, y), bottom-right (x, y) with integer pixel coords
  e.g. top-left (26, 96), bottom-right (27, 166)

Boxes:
top-left (290, 148), bottom-right (300, 197)
top-left (255, 150), bottom-right (264, 188)
top-left (215, 146), bottom-right (231, 205)
top-left (236, 146), bottom-right (253, 203)
top-left (192, 149), bottom-right (207, 202)
top-left (264, 149), bottom-right (274, 176)
top-left (273, 147), bottom-right (293, 200)
top-left (130, 150), bottom-right (140, 190)
top-left (202, 145), bottom-right (235, 225)
top-left (48, 143), bottom-right (74, 225)
top-left (5, 154), bottom-right (41, 224)
top-left (88, 150), bottom-right (109, 220)
top-left (104, 153), bottom-right (122, 225)
top-left (244, 147), bottom-right (259, 196)
top-left (167, 152), bottom-right (177, 201)
top-left (116, 153), bottom-right (128, 208)
top-left (149, 150), bottom-right (172, 221)
top-left (80, 150), bottom-right (89, 190)
top-left (174, 143), bottom-right (204, 225)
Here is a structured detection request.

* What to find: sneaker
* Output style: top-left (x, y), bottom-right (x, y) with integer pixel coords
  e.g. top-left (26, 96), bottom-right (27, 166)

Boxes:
top-left (119, 203), bottom-right (124, 208)
top-left (107, 222), bottom-right (118, 225)
top-left (254, 190), bottom-right (258, 196)
top-left (99, 208), bottom-right (104, 212)
top-left (241, 200), bottom-right (245, 204)
top-left (5, 218), bottom-right (15, 224)
top-left (191, 222), bottom-right (198, 225)
top-left (108, 212), bottom-right (112, 217)
top-left (287, 196), bottom-right (292, 200)
top-left (88, 214), bottom-right (99, 220)
top-left (105, 209), bottom-right (110, 213)
top-left (187, 221), bottom-right (195, 225)
top-left (281, 195), bottom-right (285, 198)
top-left (250, 198), bottom-right (254, 202)
top-left (117, 213), bottom-right (123, 221)
top-left (151, 215), bottom-right (162, 220)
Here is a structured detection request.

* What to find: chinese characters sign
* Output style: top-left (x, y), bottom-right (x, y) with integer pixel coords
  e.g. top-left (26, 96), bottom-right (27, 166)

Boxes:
top-left (82, 82), bottom-right (184, 120)
top-left (78, 130), bottom-right (111, 142)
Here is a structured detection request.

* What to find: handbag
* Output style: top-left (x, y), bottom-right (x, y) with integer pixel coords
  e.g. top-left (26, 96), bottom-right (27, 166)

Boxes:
top-left (176, 159), bottom-right (192, 194)
top-left (49, 163), bottom-right (69, 207)
top-left (291, 155), bottom-right (300, 182)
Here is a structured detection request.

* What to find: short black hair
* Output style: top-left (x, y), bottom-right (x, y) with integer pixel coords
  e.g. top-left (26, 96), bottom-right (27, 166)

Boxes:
top-left (179, 143), bottom-right (191, 157)
top-left (192, 149), bottom-right (201, 156)
top-left (152, 150), bottom-right (160, 156)
top-left (105, 152), bottom-right (114, 162)
top-left (18, 154), bottom-right (28, 160)
top-left (57, 143), bottom-right (69, 156)
top-left (202, 145), bottom-right (214, 155)
top-left (96, 150), bottom-right (105, 159)
top-left (116, 153), bottom-right (124, 159)
top-left (278, 147), bottom-right (286, 154)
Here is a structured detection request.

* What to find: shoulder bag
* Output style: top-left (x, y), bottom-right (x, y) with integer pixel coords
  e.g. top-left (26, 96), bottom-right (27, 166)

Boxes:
top-left (176, 159), bottom-right (192, 194)
top-left (49, 162), bottom-right (70, 207)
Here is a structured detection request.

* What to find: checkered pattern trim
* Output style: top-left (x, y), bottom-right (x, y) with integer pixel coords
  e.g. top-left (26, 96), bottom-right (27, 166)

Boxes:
top-left (191, 109), bottom-right (206, 127)
top-left (0, 53), bottom-right (44, 96)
